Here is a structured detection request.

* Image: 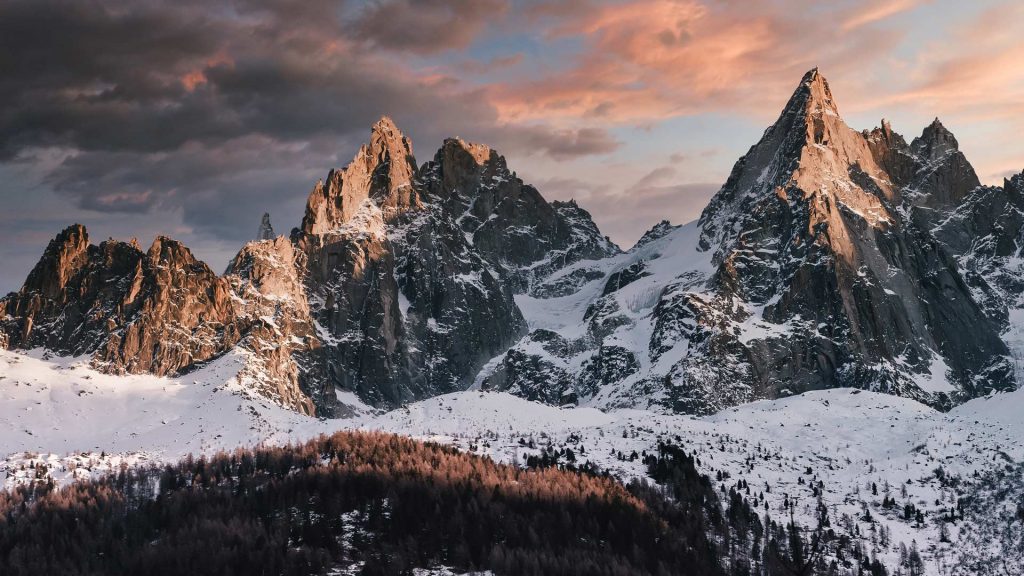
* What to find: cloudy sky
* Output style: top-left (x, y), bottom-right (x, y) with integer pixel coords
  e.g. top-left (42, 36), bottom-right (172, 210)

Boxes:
top-left (2, 0), bottom-right (1023, 293)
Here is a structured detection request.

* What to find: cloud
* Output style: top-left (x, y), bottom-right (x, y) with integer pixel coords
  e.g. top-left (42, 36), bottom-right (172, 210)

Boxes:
top-left (489, 0), bottom-right (906, 124)
top-left (456, 53), bottom-right (524, 75)
top-left (2, 0), bottom-right (1022, 285)
top-left (841, 0), bottom-right (924, 31)
top-left (493, 125), bottom-right (621, 160)
top-left (351, 0), bottom-right (508, 55)
top-left (535, 171), bottom-right (718, 248)
top-left (629, 166), bottom-right (677, 192)
top-left (0, 0), bottom-right (626, 261)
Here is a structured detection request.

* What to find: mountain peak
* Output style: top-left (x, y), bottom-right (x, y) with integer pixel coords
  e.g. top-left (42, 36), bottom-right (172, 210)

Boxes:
top-left (789, 67), bottom-right (839, 118)
top-left (147, 235), bottom-right (200, 267)
top-left (916, 116), bottom-right (959, 151)
top-left (370, 116), bottom-right (410, 151)
top-left (19, 224), bottom-right (91, 299)
top-left (442, 137), bottom-right (493, 166)
top-left (257, 212), bottom-right (275, 241)
top-left (299, 116), bottom-right (420, 235)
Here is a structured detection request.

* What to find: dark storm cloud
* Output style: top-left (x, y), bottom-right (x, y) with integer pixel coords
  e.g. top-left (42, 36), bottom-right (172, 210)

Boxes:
top-left (0, 0), bottom-right (619, 254)
top-left (352, 0), bottom-right (508, 55)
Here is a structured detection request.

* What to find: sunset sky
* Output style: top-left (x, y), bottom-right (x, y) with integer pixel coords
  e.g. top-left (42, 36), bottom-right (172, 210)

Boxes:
top-left (2, 0), bottom-right (1023, 293)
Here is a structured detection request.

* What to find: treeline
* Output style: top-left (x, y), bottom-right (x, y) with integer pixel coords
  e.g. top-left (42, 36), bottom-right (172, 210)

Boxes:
top-left (0, 432), bottom-right (886, 575)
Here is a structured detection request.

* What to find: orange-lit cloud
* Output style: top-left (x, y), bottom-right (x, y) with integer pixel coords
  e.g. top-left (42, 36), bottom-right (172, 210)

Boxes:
top-left (181, 70), bottom-right (206, 91)
top-left (841, 0), bottom-right (925, 30)
top-left (180, 53), bottom-right (233, 92)
top-left (488, 0), bottom-right (908, 124)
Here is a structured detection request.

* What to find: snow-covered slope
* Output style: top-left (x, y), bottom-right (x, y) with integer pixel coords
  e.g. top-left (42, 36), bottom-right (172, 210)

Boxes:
top-left (2, 346), bottom-right (1021, 574)
top-left (0, 348), bottom-right (335, 486)
top-left (480, 219), bottom-right (724, 409)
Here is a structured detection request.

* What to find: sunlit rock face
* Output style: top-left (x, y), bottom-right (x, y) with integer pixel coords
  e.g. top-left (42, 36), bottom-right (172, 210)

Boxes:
top-left (0, 117), bottom-right (612, 413)
top-left (0, 225), bottom-right (243, 377)
top-left (224, 236), bottom-right (324, 416)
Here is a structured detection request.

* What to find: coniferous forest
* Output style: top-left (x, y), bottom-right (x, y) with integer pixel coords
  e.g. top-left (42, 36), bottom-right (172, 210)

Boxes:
top-left (0, 432), bottom-right (888, 575)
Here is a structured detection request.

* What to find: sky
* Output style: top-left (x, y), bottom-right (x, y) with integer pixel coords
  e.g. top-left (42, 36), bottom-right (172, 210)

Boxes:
top-left (1, 0), bottom-right (1023, 294)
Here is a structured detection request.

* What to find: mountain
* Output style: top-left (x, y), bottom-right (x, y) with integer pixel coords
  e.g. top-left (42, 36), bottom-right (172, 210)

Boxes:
top-left (0, 117), bottom-right (615, 413)
top-left (0, 226), bottom-right (243, 378)
top-left (0, 225), bottom-right (324, 415)
top-left (2, 71), bottom-right (1021, 416)
top-left (480, 69), bottom-right (1018, 413)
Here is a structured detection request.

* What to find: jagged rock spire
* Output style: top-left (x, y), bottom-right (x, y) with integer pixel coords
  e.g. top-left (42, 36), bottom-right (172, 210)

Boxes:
top-left (300, 116), bottom-right (421, 235)
top-left (699, 68), bottom-right (894, 254)
top-left (257, 212), bottom-right (275, 240)
top-left (788, 67), bottom-right (840, 118)
top-left (20, 223), bottom-right (90, 299)
top-left (908, 117), bottom-right (981, 208)
top-left (914, 117), bottom-right (960, 156)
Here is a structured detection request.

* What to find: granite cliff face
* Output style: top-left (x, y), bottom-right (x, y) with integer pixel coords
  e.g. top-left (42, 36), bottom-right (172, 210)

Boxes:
top-left (0, 116), bottom-right (615, 412)
top-left (3, 73), bottom-right (1022, 416)
top-left (0, 225), bottom-right (328, 415)
top-left (224, 236), bottom-right (327, 415)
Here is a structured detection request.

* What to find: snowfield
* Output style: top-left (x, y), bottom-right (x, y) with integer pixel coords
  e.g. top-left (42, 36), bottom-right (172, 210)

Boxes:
top-left (1, 347), bottom-right (1022, 574)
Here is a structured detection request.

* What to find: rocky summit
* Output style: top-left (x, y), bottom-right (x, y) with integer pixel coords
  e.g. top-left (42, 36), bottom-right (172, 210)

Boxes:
top-left (479, 69), bottom-right (1019, 414)
top-left (3, 71), bottom-right (1023, 416)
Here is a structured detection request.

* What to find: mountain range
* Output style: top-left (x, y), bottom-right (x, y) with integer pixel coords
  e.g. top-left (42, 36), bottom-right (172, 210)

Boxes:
top-left (3, 69), bottom-right (1022, 417)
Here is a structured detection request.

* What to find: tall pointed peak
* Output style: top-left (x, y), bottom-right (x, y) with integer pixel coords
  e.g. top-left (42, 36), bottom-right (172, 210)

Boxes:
top-left (914, 116), bottom-right (960, 155)
top-left (16, 224), bottom-right (92, 299)
top-left (370, 116), bottom-right (408, 146)
top-left (374, 115), bottom-right (399, 131)
top-left (39, 224), bottom-right (90, 269)
top-left (365, 114), bottom-right (415, 164)
top-left (790, 67), bottom-right (839, 117)
top-left (768, 68), bottom-right (840, 130)
top-left (257, 212), bottom-right (276, 241)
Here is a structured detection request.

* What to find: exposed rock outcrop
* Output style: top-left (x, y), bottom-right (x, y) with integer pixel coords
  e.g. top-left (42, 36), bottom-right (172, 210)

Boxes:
top-left (292, 122), bottom-right (528, 408)
top-left (0, 225), bottom-right (242, 377)
top-left (692, 68), bottom-right (1012, 405)
top-left (257, 213), bottom-right (276, 241)
top-left (417, 137), bottom-right (619, 292)
top-left (5, 74), bottom-right (1021, 417)
top-left (224, 236), bottom-right (326, 415)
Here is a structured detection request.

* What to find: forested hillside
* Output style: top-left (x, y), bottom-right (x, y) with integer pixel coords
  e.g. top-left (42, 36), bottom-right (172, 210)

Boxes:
top-left (0, 431), bottom-right (884, 575)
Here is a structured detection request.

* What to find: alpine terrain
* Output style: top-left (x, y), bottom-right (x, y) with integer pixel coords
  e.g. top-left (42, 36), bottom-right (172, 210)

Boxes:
top-left (2, 70), bottom-right (1024, 575)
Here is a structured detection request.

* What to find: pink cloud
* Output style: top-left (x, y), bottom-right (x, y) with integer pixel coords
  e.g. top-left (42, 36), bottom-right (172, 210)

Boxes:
top-left (841, 0), bottom-right (925, 30)
top-left (487, 0), bottom-right (908, 124)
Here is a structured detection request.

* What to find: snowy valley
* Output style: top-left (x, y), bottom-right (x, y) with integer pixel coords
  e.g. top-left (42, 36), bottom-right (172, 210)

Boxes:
top-left (2, 347), bottom-right (1022, 575)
